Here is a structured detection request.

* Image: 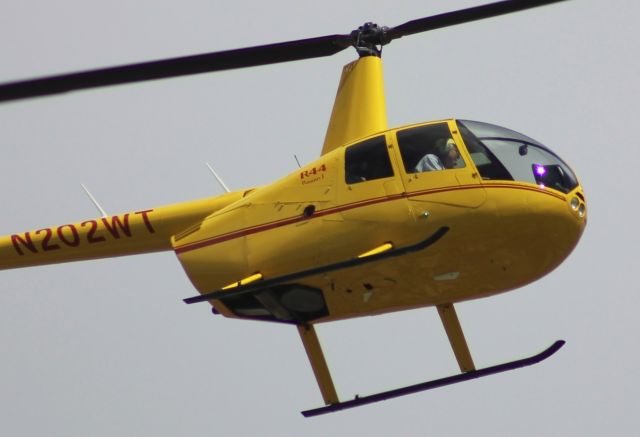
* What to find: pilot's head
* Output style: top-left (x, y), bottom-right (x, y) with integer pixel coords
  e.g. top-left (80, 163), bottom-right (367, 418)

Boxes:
top-left (437, 138), bottom-right (460, 168)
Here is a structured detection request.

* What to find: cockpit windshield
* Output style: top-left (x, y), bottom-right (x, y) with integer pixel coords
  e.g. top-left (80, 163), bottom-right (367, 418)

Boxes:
top-left (457, 120), bottom-right (578, 194)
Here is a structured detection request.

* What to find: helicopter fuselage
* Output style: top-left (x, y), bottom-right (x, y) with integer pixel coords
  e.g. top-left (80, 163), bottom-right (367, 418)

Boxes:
top-left (174, 118), bottom-right (586, 323)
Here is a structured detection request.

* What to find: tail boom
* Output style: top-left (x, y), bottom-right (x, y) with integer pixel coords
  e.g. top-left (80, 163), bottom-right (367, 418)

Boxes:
top-left (0, 191), bottom-right (245, 270)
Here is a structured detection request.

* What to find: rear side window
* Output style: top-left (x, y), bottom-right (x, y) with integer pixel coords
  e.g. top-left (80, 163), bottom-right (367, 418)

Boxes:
top-left (345, 136), bottom-right (394, 184)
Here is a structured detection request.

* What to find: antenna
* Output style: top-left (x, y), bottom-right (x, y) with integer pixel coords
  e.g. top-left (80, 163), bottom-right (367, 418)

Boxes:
top-left (294, 154), bottom-right (302, 168)
top-left (80, 184), bottom-right (108, 217)
top-left (205, 163), bottom-right (231, 193)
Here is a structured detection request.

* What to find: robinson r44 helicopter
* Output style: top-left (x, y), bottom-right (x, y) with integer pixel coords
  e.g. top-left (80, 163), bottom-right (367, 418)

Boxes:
top-left (0, 0), bottom-right (584, 416)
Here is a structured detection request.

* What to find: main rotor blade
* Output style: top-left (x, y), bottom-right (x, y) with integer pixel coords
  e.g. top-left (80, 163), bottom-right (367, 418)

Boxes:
top-left (0, 34), bottom-right (351, 103)
top-left (388, 0), bottom-right (569, 40)
top-left (0, 0), bottom-right (569, 103)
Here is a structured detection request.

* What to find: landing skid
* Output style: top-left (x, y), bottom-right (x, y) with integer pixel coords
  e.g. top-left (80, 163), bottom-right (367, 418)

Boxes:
top-left (302, 340), bottom-right (565, 417)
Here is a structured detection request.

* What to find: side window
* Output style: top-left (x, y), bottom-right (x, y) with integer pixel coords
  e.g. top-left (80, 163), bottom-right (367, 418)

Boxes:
top-left (344, 136), bottom-right (394, 184)
top-left (397, 123), bottom-right (465, 174)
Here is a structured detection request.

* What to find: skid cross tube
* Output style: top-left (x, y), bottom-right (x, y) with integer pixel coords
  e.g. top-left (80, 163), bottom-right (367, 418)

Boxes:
top-left (302, 340), bottom-right (565, 417)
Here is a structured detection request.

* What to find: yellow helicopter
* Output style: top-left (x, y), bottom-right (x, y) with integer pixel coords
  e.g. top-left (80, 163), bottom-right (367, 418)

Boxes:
top-left (0, 0), bottom-right (584, 416)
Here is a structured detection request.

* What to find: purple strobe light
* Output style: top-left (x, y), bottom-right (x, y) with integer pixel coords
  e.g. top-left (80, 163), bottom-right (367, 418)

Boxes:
top-left (534, 164), bottom-right (546, 176)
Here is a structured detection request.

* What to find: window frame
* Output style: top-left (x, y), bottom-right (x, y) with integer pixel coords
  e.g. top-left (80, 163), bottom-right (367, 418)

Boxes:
top-left (394, 121), bottom-right (469, 176)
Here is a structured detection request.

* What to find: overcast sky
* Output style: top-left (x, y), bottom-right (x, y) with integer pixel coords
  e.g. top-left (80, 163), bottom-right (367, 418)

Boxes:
top-left (1, 1), bottom-right (639, 436)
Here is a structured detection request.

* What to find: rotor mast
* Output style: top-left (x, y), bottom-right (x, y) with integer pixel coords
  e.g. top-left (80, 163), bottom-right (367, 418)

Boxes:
top-left (321, 23), bottom-right (390, 155)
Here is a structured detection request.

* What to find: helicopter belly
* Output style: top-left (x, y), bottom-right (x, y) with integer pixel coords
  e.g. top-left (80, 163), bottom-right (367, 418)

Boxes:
top-left (174, 114), bottom-right (588, 323)
top-left (177, 181), bottom-right (585, 323)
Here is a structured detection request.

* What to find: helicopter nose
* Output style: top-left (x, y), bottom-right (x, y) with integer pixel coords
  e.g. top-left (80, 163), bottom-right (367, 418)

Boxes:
top-left (557, 188), bottom-right (587, 252)
top-left (475, 185), bottom-right (587, 293)
top-left (528, 187), bottom-right (587, 277)
top-left (564, 189), bottom-right (587, 242)
top-left (567, 191), bottom-right (587, 223)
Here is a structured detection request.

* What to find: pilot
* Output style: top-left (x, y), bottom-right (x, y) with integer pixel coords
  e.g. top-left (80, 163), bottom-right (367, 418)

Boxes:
top-left (414, 138), bottom-right (460, 172)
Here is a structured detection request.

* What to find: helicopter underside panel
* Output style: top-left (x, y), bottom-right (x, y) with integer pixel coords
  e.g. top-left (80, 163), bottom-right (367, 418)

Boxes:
top-left (219, 284), bottom-right (329, 324)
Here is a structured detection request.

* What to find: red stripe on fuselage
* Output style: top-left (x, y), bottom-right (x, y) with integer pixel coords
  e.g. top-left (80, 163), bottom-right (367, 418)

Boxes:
top-left (173, 183), bottom-right (565, 254)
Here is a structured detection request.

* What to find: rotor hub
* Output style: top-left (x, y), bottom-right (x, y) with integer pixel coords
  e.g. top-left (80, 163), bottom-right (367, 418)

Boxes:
top-left (350, 22), bottom-right (391, 57)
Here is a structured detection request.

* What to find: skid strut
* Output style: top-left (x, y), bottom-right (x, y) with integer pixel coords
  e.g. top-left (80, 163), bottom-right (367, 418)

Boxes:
top-left (437, 303), bottom-right (475, 373)
top-left (298, 325), bottom-right (339, 406)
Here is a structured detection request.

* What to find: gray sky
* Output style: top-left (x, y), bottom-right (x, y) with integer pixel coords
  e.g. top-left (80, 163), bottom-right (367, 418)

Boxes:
top-left (1, 1), bottom-right (638, 436)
